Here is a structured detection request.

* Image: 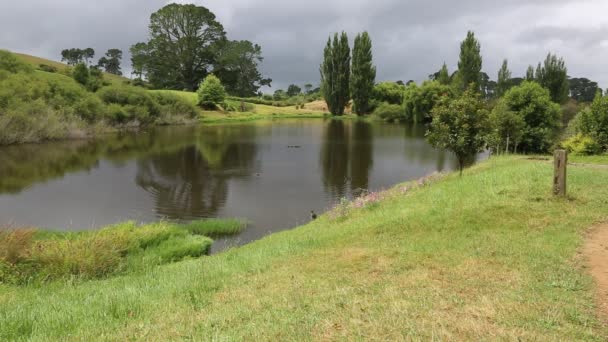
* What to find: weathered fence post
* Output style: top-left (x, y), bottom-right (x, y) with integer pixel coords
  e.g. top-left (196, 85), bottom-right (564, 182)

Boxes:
top-left (553, 149), bottom-right (567, 196)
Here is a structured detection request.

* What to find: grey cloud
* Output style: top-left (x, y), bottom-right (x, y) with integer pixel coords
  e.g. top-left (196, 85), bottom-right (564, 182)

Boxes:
top-left (1, 0), bottom-right (606, 90)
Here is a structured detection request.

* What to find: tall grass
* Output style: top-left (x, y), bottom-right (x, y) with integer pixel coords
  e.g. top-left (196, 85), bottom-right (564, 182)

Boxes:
top-left (0, 220), bottom-right (248, 284)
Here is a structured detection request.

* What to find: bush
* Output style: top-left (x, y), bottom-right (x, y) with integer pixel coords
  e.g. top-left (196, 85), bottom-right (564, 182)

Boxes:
top-left (576, 94), bottom-right (608, 151)
top-left (151, 92), bottom-right (199, 122)
top-left (373, 102), bottom-right (404, 122)
top-left (562, 134), bottom-right (602, 155)
top-left (97, 85), bottom-right (160, 124)
top-left (372, 82), bottom-right (405, 105)
top-left (74, 95), bottom-right (105, 123)
top-left (197, 74), bottom-right (226, 109)
top-left (38, 64), bottom-right (58, 73)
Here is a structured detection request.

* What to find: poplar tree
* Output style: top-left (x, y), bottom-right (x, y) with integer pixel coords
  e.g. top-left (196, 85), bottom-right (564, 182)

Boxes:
top-left (437, 63), bottom-right (450, 85)
top-left (321, 32), bottom-right (351, 116)
top-left (457, 31), bottom-right (482, 93)
top-left (351, 32), bottom-right (376, 115)
top-left (526, 65), bottom-right (535, 81)
top-left (496, 59), bottom-right (512, 97)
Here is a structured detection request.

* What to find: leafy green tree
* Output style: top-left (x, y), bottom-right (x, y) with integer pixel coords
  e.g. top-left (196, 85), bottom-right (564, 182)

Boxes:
top-left (402, 81), bottom-right (452, 123)
top-left (437, 63), bottom-right (450, 85)
top-left (501, 81), bottom-right (561, 153)
top-left (496, 59), bottom-right (512, 97)
top-left (372, 82), bottom-right (405, 105)
top-left (83, 48), bottom-right (95, 65)
top-left (576, 93), bottom-right (608, 150)
top-left (213, 40), bottom-right (271, 97)
top-left (526, 65), bottom-right (535, 81)
top-left (569, 78), bottom-right (600, 103)
top-left (320, 32), bottom-right (350, 116)
top-left (535, 53), bottom-right (569, 104)
top-left (350, 31), bottom-right (376, 115)
top-left (130, 42), bottom-right (150, 80)
top-left (138, 3), bottom-right (226, 90)
top-left (97, 49), bottom-right (123, 75)
top-left (427, 87), bottom-right (490, 174)
top-left (61, 48), bottom-right (85, 65)
top-left (197, 74), bottom-right (226, 109)
top-left (304, 84), bottom-right (313, 94)
top-left (457, 31), bottom-right (482, 92)
top-left (286, 84), bottom-right (302, 97)
top-left (488, 100), bottom-right (525, 153)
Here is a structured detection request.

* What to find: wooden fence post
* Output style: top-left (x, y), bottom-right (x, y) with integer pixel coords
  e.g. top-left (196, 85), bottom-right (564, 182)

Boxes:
top-left (553, 149), bottom-right (567, 196)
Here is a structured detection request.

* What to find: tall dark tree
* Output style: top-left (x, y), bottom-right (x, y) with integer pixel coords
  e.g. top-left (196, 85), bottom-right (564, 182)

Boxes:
top-left (136, 3), bottom-right (226, 90)
top-left (60, 48), bottom-right (85, 65)
top-left (437, 63), bottom-right (450, 85)
top-left (304, 84), bottom-right (313, 94)
top-left (350, 31), bottom-right (376, 115)
top-left (535, 53), bottom-right (569, 104)
top-left (320, 32), bottom-right (351, 116)
top-left (130, 42), bottom-right (150, 80)
top-left (97, 49), bottom-right (123, 75)
top-left (83, 48), bottom-right (95, 65)
top-left (496, 59), bottom-right (512, 97)
top-left (213, 40), bottom-right (271, 97)
top-left (457, 31), bottom-right (482, 92)
top-left (569, 77), bottom-right (600, 103)
top-left (286, 84), bottom-right (302, 97)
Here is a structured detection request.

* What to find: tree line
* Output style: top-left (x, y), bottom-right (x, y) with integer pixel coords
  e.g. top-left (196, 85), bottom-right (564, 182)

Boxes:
top-left (317, 30), bottom-right (607, 172)
top-left (59, 3), bottom-right (271, 97)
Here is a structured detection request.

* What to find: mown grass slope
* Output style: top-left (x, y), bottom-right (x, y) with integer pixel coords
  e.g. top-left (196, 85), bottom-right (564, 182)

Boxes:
top-left (1, 156), bottom-right (607, 340)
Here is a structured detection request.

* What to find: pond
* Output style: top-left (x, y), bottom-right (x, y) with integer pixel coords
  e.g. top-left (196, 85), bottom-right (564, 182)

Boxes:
top-left (0, 119), bottom-right (482, 252)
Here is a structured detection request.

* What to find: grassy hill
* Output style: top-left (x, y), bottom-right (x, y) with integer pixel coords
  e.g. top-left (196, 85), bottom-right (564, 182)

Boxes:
top-left (14, 52), bottom-right (130, 85)
top-left (1, 156), bottom-right (607, 340)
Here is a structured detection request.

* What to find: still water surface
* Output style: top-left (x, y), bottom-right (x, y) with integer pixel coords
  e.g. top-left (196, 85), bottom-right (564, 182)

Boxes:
top-left (0, 119), bottom-right (478, 251)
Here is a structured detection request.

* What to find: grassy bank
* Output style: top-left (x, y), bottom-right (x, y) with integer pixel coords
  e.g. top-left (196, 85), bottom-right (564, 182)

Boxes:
top-left (1, 156), bottom-right (607, 340)
top-left (0, 219), bottom-right (246, 285)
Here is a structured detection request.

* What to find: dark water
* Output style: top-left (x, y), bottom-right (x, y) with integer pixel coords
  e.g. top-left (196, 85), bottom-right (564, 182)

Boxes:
top-left (0, 119), bottom-right (478, 251)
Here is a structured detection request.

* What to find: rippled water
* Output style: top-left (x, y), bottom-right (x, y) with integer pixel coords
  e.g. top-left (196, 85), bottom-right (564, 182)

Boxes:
top-left (0, 119), bottom-right (481, 251)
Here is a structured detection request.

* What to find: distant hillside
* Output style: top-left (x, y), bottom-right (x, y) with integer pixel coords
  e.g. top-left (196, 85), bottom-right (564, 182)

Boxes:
top-left (13, 52), bottom-right (130, 84)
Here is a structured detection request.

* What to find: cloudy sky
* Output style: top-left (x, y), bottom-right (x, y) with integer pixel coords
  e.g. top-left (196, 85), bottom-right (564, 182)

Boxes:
top-left (1, 0), bottom-right (607, 91)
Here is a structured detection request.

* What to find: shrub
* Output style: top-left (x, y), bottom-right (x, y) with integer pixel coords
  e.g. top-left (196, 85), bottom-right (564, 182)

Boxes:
top-left (38, 64), bottom-right (58, 73)
top-left (372, 82), bottom-right (405, 105)
top-left (373, 102), bottom-right (404, 122)
top-left (562, 134), bottom-right (602, 155)
top-left (72, 63), bottom-right (89, 86)
top-left (151, 92), bottom-right (199, 121)
top-left (74, 95), bottom-right (105, 123)
top-left (197, 74), bottom-right (226, 109)
top-left (97, 85), bottom-right (160, 124)
top-left (576, 94), bottom-right (608, 151)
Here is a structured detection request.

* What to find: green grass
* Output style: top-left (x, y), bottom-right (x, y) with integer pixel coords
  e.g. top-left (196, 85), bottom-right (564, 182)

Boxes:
top-left (1, 156), bottom-right (607, 340)
top-left (0, 219), bottom-right (246, 285)
top-left (569, 154), bottom-right (608, 165)
top-left (174, 218), bottom-right (247, 237)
